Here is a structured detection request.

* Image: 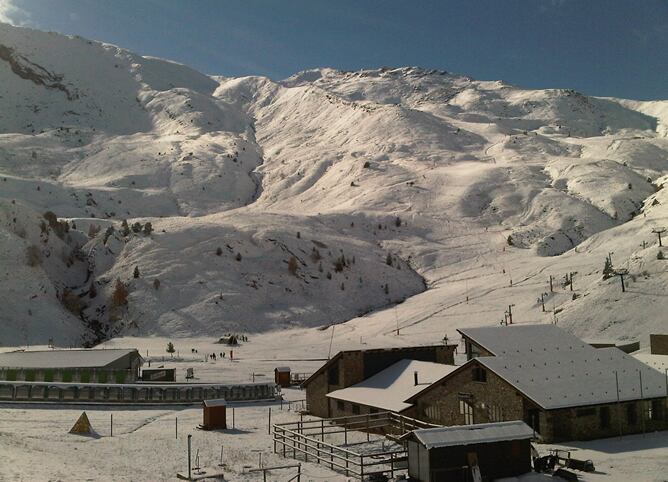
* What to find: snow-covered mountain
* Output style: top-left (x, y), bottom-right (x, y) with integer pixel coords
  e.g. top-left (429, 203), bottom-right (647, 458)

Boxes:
top-left (1, 22), bottom-right (667, 347)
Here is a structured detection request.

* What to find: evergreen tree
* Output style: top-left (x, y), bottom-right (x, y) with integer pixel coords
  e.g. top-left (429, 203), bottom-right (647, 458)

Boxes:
top-left (602, 257), bottom-right (614, 280)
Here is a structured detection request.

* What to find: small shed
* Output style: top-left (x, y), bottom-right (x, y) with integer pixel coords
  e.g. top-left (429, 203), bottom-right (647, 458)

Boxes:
top-left (405, 421), bottom-right (534, 482)
top-left (275, 367), bottom-right (291, 388)
top-left (201, 399), bottom-right (227, 430)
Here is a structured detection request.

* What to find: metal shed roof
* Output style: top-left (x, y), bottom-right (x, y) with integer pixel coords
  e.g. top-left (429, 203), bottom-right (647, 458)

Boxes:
top-left (410, 421), bottom-right (534, 449)
top-left (0, 348), bottom-right (140, 369)
top-left (202, 399), bottom-right (227, 407)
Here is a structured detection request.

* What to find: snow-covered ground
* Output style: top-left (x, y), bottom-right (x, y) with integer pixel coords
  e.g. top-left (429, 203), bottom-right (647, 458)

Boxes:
top-left (0, 343), bottom-right (666, 481)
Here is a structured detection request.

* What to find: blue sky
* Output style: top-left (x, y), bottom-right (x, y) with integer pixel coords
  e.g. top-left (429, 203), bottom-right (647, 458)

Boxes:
top-left (1, 0), bottom-right (666, 100)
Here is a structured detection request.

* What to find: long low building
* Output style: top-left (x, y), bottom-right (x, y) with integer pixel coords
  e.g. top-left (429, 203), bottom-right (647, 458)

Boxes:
top-left (0, 348), bottom-right (143, 383)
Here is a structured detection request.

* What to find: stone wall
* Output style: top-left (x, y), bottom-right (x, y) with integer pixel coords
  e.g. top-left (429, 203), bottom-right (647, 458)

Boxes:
top-left (414, 361), bottom-right (525, 427)
top-left (543, 398), bottom-right (667, 442)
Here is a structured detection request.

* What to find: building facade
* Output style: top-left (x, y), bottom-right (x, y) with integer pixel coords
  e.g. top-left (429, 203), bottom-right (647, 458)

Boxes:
top-left (303, 345), bottom-right (457, 418)
top-left (406, 325), bottom-right (667, 442)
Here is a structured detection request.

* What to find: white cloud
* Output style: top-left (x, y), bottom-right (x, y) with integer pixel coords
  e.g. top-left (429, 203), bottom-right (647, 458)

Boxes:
top-left (0, 0), bottom-right (32, 26)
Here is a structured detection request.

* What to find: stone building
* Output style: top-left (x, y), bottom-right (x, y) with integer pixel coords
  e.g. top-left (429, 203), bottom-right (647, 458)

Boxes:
top-left (302, 344), bottom-right (457, 418)
top-left (326, 359), bottom-right (458, 419)
top-left (406, 325), bottom-right (667, 442)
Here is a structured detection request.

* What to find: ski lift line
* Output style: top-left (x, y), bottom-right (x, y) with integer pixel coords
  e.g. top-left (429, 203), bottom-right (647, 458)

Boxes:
top-left (382, 265), bottom-right (550, 335)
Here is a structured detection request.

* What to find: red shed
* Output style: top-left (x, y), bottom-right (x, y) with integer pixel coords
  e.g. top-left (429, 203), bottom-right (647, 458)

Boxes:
top-left (201, 399), bottom-right (227, 430)
top-left (275, 366), bottom-right (291, 388)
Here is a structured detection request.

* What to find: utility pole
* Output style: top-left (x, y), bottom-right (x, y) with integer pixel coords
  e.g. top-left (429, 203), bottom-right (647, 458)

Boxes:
top-left (506, 304), bottom-right (515, 325)
top-left (549, 275), bottom-right (553, 293)
top-left (614, 269), bottom-right (629, 292)
top-left (538, 293), bottom-right (546, 312)
top-left (327, 324), bottom-right (335, 359)
top-left (652, 227), bottom-right (666, 247)
top-left (395, 306), bottom-right (400, 336)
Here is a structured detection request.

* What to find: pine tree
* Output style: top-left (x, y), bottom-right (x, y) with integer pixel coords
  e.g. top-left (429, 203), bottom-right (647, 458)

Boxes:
top-left (166, 342), bottom-right (175, 357)
top-left (133, 266), bottom-right (140, 278)
top-left (602, 257), bottom-right (614, 280)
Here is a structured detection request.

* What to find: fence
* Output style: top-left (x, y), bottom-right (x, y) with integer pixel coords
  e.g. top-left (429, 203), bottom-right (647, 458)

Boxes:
top-left (273, 411), bottom-right (439, 479)
top-left (0, 380), bottom-right (279, 405)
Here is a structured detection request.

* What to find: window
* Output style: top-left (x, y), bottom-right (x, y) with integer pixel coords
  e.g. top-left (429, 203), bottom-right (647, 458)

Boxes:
top-left (425, 404), bottom-right (440, 421)
top-left (576, 408), bottom-right (595, 417)
top-left (336, 400), bottom-right (344, 411)
top-left (327, 364), bottom-right (339, 385)
top-left (627, 403), bottom-right (637, 425)
top-left (472, 367), bottom-right (487, 382)
top-left (650, 400), bottom-right (663, 421)
top-left (487, 404), bottom-right (503, 422)
top-left (352, 404), bottom-right (360, 415)
top-left (459, 400), bottom-right (474, 425)
top-left (599, 406), bottom-right (610, 429)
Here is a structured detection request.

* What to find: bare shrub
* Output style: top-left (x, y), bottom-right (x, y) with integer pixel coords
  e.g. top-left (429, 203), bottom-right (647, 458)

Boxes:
top-left (26, 245), bottom-right (42, 266)
top-left (111, 279), bottom-right (129, 307)
top-left (88, 224), bottom-right (101, 238)
top-left (61, 288), bottom-right (85, 316)
top-left (288, 256), bottom-right (298, 275)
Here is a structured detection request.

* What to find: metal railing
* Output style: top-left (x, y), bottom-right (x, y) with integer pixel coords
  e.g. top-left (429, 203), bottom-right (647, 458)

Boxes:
top-left (0, 380), bottom-right (279, 405)
top-left (273, 411), bottom-right (439, 479)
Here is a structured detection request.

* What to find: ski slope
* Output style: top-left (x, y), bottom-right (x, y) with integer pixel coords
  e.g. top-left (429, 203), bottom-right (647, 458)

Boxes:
top-left (0, 22), bottom-right (667, 350)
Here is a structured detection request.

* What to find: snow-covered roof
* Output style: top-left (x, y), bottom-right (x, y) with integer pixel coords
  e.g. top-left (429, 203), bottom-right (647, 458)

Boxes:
top-left (458, 325), bottom-right (667, 409)
top-left (327, 359), bottom-right (458, 412)
top-left (275, 367), bottom-right (291, 372)
top-left (0, 348), bottom-right (140, 369)
top-left (203, 399), bottom-right (227, 407)
top-left (634, 353), bottom-right (668, 373)
top-left (410, 421), bottom-right (534, 449)
top-left (459, 324), bottom-right (592, 357)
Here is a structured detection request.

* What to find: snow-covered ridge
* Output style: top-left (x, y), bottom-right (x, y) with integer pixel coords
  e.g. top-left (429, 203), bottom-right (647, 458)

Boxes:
top-left (1, 22), bottom-right (667, 347)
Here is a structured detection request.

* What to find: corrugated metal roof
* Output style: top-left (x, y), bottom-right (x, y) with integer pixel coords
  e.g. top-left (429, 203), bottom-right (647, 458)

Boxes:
top-left (411, 421), bottom-right (534, 449)
top-left (458, 325), bottom-right (667, 410)
top-left (634, 353), bottom-right (668, 373)
top-left (327, 359), bottom-right (458, 412)
top-left (0, 348), bottom-right (139, 369)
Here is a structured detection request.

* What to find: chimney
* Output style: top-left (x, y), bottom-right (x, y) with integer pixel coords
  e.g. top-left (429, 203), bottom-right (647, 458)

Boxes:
top-left (414, 371), bottom-right (419, 386)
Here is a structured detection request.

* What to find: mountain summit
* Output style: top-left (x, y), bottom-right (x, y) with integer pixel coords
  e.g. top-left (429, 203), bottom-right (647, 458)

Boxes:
top-left (1, 23), bottom-right (667, 346)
